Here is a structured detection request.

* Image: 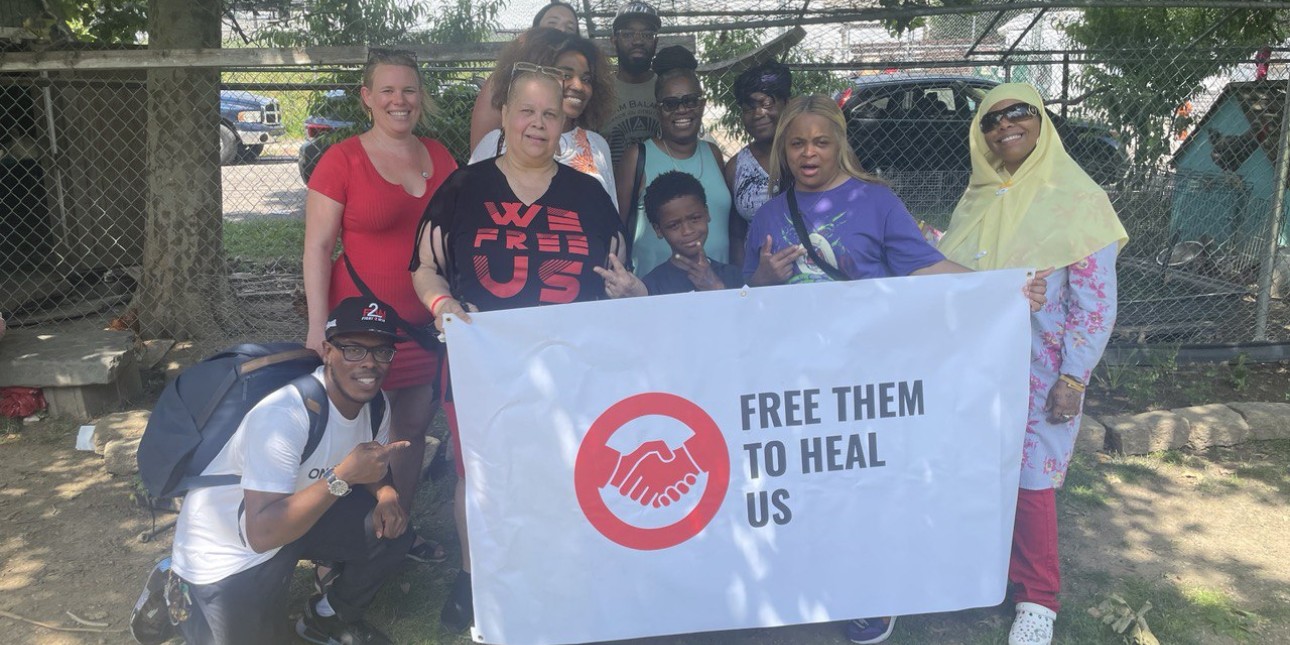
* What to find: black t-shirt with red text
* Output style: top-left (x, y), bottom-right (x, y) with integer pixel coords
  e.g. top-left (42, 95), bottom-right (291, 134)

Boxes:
top-left (412, 160), bottom-right (621, 311)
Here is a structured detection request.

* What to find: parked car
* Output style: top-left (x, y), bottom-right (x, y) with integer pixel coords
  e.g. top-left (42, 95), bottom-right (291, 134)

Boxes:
top-left (219, 90), bottom-right (286, 165)
top-left (836, 75), bottom-right (1128, 186)
top-left (297, 90), bottom-right (361, 184)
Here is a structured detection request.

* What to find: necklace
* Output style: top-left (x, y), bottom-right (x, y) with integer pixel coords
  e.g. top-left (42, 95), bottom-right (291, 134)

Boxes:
top-left (421, 171), bottom-right (430, 179)
top-left (659, 137), bottom-right (704, 181)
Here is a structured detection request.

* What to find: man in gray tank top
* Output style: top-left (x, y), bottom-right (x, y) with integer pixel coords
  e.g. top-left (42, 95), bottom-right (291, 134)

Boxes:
top-left (606, 1), bottom-right (662, 166)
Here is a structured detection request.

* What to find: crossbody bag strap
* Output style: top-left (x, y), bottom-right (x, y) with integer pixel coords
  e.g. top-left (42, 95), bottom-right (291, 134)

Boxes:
top-left (786, 186), bottom-right (850, 282)
top-left (622, 141), bottom-right (647, 268)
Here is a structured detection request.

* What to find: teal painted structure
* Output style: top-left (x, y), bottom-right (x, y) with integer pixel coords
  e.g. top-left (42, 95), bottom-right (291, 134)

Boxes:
top-left (1170, 82), bottom-right (1288, 270)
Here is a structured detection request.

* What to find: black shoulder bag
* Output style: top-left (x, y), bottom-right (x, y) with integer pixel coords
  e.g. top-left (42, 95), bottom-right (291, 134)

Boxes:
top-left (341, 255), bottom-right (441, 351)
top-left (786, 186), bottom-right (851, 282)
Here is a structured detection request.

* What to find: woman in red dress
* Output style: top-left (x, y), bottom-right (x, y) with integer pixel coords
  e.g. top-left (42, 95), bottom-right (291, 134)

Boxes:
top-left (303, 50), bottom-right (453, 562)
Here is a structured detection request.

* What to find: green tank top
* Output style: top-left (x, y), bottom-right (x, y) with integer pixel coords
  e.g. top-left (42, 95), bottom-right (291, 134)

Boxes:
top-left (630, 139), bottom-right (732, 275)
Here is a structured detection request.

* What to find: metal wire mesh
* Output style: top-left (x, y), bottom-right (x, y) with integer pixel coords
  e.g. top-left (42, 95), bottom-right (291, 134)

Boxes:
top-left (1, 2), bottom-right (1289, 351)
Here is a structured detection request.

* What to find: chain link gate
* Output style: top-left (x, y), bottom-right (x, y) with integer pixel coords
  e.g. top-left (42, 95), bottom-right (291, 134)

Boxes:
top-left (1, 1), bottom-right (1288, 356)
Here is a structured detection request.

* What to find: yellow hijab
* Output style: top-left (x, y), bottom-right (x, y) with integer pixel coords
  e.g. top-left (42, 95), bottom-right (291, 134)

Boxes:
top-left (938, 83), bottom-right (1128, 271)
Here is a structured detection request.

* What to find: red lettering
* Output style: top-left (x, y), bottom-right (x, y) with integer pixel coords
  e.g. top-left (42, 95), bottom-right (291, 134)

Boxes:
top-left (475, 255), bottom-right (528, 299)
top-left (536, 233), bottom-right (561, 253)
top-left (487, 202), bottom-right (541, 228)
top-left (538, 259), bottom-right (583, 303)
top-left (473, 228), bottom-right (500, 247)
top-left (547, 207), bottom-right (583, 233)
top-left (566, 235), bottom-right (589, 256)
top-left (505, 230), bottom-right (528, 250)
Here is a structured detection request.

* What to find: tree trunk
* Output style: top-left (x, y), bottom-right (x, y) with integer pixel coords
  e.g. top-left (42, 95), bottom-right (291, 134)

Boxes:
top-left (136, 0), bottom-right (242, 340)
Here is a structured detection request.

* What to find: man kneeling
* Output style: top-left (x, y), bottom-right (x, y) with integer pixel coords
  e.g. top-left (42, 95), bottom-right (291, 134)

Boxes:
top-left (170, 297), bottom-right (414, 644)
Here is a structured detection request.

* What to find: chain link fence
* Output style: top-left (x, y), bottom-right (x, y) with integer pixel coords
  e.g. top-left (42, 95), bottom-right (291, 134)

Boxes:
top-left (1, 2), bottom-right (1289, 354)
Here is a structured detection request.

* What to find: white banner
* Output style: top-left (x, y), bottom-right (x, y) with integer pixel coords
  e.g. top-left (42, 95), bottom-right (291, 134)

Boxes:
top-left (444, 270), bottom-right (1032, 645)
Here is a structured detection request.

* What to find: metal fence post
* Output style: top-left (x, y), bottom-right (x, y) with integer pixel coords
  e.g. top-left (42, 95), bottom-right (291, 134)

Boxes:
top-left (1253, 74), bottom-right (1290, 341)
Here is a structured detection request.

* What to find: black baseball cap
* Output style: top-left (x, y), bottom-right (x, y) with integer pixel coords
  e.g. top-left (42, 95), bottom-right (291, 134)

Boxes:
top-left (613, 0), bottom-right (661, 32)
top-left (325, 297), bottom-right (409, 343)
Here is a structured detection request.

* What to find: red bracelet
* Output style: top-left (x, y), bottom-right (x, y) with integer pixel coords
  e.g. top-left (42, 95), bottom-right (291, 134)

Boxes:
top-left (429, 295), bottom-right (450, 317)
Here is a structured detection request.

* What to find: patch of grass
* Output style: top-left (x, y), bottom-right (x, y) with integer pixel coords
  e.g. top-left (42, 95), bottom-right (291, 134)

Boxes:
top-left (224, 218), bottom-right (307, 263)
top-left (1196, 473), bottom-right (1242, 495)
top-left (1183, 585), bottom-right (1263, 639)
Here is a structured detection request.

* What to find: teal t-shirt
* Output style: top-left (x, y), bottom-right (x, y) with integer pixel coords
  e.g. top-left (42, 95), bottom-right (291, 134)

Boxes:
top-left (630, 139), bottom-right (731, 275)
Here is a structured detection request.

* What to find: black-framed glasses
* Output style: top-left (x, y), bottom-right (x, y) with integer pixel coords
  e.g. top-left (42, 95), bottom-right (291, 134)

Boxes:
top-left (979, 102), bottom-right (1039, 133)
top-left (740, 95), bottom-right (777, 115)
top-left (328, 341), bottom-right (397, 364)
top-left (659, 93), bottom-right (705, 113)
top-left (616, 29), bottom-right (658, 42)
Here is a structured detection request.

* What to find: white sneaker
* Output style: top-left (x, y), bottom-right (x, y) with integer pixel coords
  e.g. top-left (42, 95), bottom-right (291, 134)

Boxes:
top-left (1009, 602), bottom-right (1056, 645)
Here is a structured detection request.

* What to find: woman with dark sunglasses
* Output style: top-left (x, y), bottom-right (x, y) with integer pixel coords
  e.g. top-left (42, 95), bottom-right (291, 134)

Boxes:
top-left (938, 83), bottom-right (1128, 645)
top-left (614, 45), bottom-right (732, 275)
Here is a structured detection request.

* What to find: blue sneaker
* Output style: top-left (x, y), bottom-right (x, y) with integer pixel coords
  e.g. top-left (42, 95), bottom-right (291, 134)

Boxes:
top-left (846, 616), bottom-right (897, 644)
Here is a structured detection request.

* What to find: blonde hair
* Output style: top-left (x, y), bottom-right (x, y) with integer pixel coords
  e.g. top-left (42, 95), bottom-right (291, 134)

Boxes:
top-left (361, 49), bottom-right (436, 129)
top-left (768, 94), bottom-right (882, 195)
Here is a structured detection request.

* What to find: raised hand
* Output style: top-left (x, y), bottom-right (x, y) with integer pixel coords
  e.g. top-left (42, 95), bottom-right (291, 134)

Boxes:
top-left (1024, 268), bottom-right (1052, 312)
top-left (605, 440), bottom-right (703, 508)
top-left (671, 254), bottom-right (726, 292)
top-left (334, 440), bottom-right (411, 485)
top-left (750, 235), bottom-right (806, 286)
top-left (595, 254), bottom-right (648, 298)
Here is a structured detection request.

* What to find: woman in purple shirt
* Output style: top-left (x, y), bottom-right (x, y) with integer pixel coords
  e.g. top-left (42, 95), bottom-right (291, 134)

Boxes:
top-left (744, 95), bottom-right (962, 286)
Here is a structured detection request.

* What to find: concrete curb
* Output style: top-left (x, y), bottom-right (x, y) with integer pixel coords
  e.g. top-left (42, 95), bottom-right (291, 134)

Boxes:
top-left (1082, 401), bottom-right (1290, 455)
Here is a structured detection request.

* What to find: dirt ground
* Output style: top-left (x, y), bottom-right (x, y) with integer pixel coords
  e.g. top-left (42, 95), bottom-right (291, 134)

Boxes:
top-left (1, 373), bottom-right (1288, 644)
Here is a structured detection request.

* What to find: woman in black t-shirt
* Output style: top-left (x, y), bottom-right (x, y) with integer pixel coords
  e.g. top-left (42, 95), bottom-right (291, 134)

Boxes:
top-left (409, 64), bottom-right (635, 633)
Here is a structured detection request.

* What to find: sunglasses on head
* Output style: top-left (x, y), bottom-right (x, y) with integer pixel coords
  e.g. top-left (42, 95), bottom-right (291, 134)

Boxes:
top-left (659, 93), bottom-right (704, 113)
top-left (512, 61), bottom-right (567, 82)
top-left (979, 102), bottom-right (1039, 133)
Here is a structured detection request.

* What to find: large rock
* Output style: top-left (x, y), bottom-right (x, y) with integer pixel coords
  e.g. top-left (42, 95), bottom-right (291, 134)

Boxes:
top-left (1074, 416), bottom-right (1107, 453)
top-left (0, 325), bottom-right (137, 387)
top-left (93, 410), bottom-right (151, 455)
top-left (1226, 402), bottom-right (1290, 441)
top-left (1172, 404), bottom-right (1250, 449)
top-left (1101, 410), bottom-right (1190, 455)
top-left (103, 437), bottom-right (141, 476)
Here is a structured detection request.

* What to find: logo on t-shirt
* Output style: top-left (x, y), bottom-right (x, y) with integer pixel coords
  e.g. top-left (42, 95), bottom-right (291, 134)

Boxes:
top-left (473, 202), bottom-right (590, 305)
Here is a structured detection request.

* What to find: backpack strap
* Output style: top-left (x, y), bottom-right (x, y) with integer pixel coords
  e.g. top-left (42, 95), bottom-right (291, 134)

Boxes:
top-left (293, 374), bottom-right (331, 465)
top-left (623, 141), bottom-right (647, 268)
top-left (368, 391), bottom-right (386, 440)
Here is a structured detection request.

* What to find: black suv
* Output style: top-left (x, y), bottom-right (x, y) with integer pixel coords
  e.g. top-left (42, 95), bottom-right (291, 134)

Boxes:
top-left (837, 75), bottom-right (1128, 186)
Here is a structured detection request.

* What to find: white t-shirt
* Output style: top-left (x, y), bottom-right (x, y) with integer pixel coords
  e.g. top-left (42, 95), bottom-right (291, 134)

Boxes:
top-left (170, 367), bottom-right (391, 584)
top-left (469, 127), bottom-right (619, 211)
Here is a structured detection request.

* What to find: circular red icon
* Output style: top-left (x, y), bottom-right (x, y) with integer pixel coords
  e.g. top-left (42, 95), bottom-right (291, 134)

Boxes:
top-left (574, 392), bottom-right (730, 550)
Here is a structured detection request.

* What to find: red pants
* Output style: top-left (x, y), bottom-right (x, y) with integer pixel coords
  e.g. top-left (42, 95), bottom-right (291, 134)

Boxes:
top-left (1010, 487), bottom-right (1060, 612)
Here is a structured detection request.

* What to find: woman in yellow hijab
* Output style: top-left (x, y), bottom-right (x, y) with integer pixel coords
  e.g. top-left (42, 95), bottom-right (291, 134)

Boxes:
top-left (939, 83), bottom-right (1128, 645)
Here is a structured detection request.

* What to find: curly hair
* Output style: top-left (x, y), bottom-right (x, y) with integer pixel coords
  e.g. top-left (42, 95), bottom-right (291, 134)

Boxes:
top-left (490, 28), bottom-right (614, 131)
top-left (643, 170), bottom-right (707, 226)
top-left (556, 34), bottom-right (614, 130)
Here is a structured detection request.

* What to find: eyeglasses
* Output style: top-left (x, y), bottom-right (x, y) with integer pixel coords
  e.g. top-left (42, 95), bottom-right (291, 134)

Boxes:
top-left (740, 95), bottom-right (777, 115)
top-left (979, 102), bottom-right (1039, 133)
top-left (512, 61), bottom-right (567, 82)
top-left (328, 341), bottom-right (397, 364)
top-left (616, 29), bottom-right (658, 42)
top-left (659, 93), bottom-right (705, 113)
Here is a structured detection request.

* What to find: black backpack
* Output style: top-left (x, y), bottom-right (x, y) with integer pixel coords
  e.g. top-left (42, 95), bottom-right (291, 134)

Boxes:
top-left (136, 342), bottom-right (386, 499)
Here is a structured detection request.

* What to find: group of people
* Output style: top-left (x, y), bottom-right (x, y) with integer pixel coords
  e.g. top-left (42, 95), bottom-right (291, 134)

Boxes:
top-left (165, 1), bottom-right (1128, 644)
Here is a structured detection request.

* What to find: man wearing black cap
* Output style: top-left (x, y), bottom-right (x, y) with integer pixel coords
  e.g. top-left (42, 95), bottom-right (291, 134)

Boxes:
top-left (605, 0), bottom-right (663, 166)
top-left (168, 297), bottom-right (414, 645)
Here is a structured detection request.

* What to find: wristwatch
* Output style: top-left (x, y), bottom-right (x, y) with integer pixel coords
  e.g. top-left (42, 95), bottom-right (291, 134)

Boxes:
top-left (323, 466), bottom-right (351, 497)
